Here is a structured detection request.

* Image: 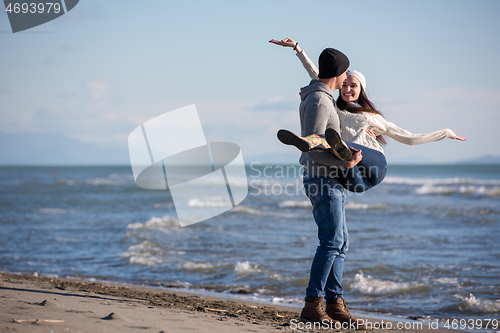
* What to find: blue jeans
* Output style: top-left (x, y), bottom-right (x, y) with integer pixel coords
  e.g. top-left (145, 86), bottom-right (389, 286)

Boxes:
top-left (303, 176), bottom-right (348, 301)
top-left (337, 142), bottom-right (387, 192)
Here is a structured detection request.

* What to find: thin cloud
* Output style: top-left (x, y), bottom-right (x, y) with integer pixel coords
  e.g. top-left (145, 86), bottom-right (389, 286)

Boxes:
top-left (251, 96), bottom-right (298, 112)
top-left (85, 78), bottom-right (113, 109)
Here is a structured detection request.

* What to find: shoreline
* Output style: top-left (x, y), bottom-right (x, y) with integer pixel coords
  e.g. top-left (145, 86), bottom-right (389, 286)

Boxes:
top-left (0, 272), bottom-right (465, 332)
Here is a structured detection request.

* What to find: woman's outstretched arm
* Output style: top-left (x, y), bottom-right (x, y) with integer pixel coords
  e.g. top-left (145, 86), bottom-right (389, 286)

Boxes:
top-left (370, 114), bottom-right (466, 144)
top-left (269, 38), bottom-right (319, 80)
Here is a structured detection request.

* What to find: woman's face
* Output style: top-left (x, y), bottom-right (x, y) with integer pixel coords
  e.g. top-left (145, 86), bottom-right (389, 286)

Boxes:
top-left (341, 76), bottom-right (361, 102)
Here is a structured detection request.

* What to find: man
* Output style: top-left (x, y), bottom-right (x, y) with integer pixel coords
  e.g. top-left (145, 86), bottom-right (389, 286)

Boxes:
top-left (297, 47), bottom-right (363, 328)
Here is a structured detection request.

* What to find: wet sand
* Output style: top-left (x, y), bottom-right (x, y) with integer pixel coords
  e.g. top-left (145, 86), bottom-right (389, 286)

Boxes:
top-left (0, 272), bottom-right (462, 332)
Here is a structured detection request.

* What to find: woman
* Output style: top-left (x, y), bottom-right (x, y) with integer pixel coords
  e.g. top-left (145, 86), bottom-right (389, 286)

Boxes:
top-left (270, 38), bottom-right (466, 192)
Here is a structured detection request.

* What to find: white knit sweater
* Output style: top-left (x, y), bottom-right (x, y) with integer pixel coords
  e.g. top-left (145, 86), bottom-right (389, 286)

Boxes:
top-left (296, 50), bottom-right (457, 153)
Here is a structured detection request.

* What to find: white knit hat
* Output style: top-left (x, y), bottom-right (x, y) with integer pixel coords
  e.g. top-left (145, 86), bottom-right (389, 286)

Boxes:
top-left (347, 70), bottom-right (366, 91)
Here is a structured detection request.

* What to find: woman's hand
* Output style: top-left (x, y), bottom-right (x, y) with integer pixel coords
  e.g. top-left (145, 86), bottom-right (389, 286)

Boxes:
top-left (344, 147), bottom-right (362, 169)
top-left (269, 38), bottom-right (302, 52)
top-left (453, 131), bottom-right (466, 141)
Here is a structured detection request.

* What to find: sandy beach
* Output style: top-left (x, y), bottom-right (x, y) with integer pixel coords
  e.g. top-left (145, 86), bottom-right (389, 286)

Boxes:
top-left (0, 272), bottom-right (466, 333)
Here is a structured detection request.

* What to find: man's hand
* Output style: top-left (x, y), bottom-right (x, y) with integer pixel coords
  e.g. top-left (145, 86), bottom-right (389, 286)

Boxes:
top-left (365, 128), bottom-right (376, 140)
top-left (343, 147), bottom-right (362, 169)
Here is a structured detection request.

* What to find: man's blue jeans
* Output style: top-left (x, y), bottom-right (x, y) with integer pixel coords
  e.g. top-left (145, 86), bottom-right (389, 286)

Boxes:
top-left (303, 176), bottom-right (348, 301)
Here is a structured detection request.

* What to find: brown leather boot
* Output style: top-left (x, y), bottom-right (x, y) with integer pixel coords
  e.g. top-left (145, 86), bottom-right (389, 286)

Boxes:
top-left (299, 296), bottom-right (338, 324)
top-left (326, 297), bottom-right (366, 329)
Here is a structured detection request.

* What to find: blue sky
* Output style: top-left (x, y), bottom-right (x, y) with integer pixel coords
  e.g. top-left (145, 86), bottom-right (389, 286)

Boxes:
top-left (1, 0), bottom-right (499, 165)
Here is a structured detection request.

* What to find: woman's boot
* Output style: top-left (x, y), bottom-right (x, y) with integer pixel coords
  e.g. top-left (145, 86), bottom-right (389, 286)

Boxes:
top-left (325, 128), bottom-right (352, 160)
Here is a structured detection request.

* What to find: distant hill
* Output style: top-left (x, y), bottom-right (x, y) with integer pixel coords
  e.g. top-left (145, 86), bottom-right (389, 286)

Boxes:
top-left (386, 154), bottom-right (436, 165)
top-left (455, 155), bottom-right (500, 165)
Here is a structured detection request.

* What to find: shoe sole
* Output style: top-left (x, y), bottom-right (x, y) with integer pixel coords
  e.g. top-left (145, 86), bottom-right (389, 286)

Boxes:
top-left (277, 129), bottom-right (310, 152)
top-left (325, 128), bottom-right (352, 160)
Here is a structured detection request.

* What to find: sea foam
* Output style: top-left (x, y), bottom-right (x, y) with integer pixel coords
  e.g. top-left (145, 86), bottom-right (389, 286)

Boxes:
top-left (188, 198), bottom-right (231, 207)
top-left (278, 200), bottom-right (386, 210)
top-left (416, 184), bottom-right (500, 196)
top-left (350, 272), bottom-right (427, 295)
top-left (183, 262), bottom-right (216, 270)
top-left (456, 294), bottom-right (500, 314)
top-left (230, 205), bottom-right (267, 215)
top-left (120, 241), bottom-right (163, 266)
top-left (234, 261), bottom-right (262, 274)
top-left (278, 200), bottom-right (311, 208)
top-left (126, 216), bottom-right (179, 230)
top-left (385, 176), bottom-right (500, 186)
top-left (384, 176), bottom-right (500, 197)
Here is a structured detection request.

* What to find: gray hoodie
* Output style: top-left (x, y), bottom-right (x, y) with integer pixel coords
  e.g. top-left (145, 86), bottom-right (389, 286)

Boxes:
top-left (298, 79), bottom-right (345, 177)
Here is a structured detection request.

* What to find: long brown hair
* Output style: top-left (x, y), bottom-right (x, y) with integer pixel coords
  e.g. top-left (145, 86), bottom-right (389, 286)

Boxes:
top-left (336, 87), bottom-right (387, 145)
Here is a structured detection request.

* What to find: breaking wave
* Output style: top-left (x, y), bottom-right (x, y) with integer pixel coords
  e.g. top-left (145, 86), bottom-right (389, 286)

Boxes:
top-left (384, 176), bottom-right (500, 197)
top-left (127, 216), bottom-right (179, 230)
top-left (349, 272), bottom-right (428, 295)
top-left (234, 261), bottom-right (262, 274)
top-left (120, 241), bottom-right (163, 266)
top-left (278, 200), bottom-right (386, 210)
top-left (456, 294), bottom-right (500, 314)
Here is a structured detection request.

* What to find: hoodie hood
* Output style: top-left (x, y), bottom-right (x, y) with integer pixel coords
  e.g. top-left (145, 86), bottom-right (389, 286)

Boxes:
top-left (299, 79), bottom-right (333, 102)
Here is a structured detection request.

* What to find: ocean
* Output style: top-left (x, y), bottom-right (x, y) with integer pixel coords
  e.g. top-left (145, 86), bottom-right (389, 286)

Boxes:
top-left (1, 164), bottom-right (499, 326)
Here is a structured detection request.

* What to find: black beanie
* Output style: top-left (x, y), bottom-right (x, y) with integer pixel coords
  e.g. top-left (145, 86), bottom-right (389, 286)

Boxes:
top-left (318, 48), bottom-right (350, 79)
